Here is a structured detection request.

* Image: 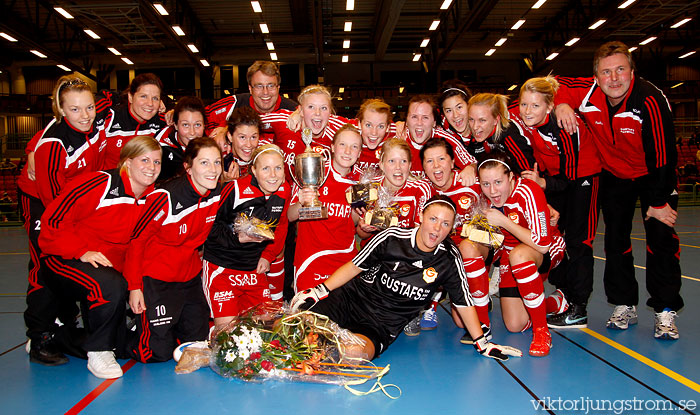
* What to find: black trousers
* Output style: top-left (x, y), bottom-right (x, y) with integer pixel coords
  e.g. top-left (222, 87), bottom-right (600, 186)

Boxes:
top-left (599, 170), bottom-right (683, 312)
top-left (19, 190), bottom-right (79, 342)
top-left (128, 275), bottom-right (209, 363)
top-left (546, 174), bottom-right (600, 305)
top-left (44, 256), bottom-right (127, 352)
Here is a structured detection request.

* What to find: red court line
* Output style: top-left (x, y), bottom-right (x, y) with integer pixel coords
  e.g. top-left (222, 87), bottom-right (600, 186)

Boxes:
top-left (65, 359), bottom-right (137, 415)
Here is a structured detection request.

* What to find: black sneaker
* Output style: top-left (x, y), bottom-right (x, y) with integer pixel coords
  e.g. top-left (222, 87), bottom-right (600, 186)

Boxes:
top-left (547, 303), bottom-right (588, 329)
top-left (460, 323), bottom-right (492, 345)
top-left (29, 333), bottom-right (69, 366)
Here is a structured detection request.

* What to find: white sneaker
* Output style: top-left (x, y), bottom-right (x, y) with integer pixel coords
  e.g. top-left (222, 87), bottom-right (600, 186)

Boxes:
top-left (489, 267), bottom-right (500, 297)
top-left (606, 305), bottom-right (638, 330)
top-left (87, 351), bottom-right (123, 379)
top-left (654, 310), bottom-right (679, 340)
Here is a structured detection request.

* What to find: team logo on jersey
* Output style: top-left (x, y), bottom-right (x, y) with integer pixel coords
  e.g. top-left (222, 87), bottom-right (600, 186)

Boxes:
top-left (423, 267), bottom-right (438, 283)
top-left (109, 188), bottom-right (120, 196)
top-left (400, 204), bottom-right (411, 217)
top-left (176, 202), bottom-right (183, 210)
top-left (66, 145), bottom-right (74, 153)
top-left (412, 260), bottom-right (423, 268)
top-left (508, 212), bottom-right (519, 224)
top-left (242, 186), bottom-right (255, 195)
top-left (375, 149), bottom-right (381, 160)
top-left (113, 123), bottom-right (121, 129)
top-left (458, 196), bottom-right (472, 210)
top-left (312, 146), bottom-right (324, 154)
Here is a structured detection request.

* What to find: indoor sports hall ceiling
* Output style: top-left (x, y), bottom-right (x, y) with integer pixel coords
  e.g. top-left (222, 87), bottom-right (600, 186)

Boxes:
top-left (1, 0), bottom-right (699, 81)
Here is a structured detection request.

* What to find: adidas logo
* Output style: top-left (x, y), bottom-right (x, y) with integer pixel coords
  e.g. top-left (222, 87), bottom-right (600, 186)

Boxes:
top-left (66, 145), bottom-right (74, 152)
top-left (581, 180), bottom-right (590, 186)
top-left (109, 188), bottom-right (119, 196)
top-left (412, 260), bottom-right (423, 268)
top-left (242, 187), bottom-right (254, 195)
top-left (176, 202), bottom-right (183, 210)
top-left (671, 190), bottom-right (678, 196)
top-left (113, 123), bottom-right (121, 128)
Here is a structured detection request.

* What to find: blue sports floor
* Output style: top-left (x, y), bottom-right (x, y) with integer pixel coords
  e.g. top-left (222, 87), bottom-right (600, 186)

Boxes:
top-left (1, 207), bottom-right (700, 414)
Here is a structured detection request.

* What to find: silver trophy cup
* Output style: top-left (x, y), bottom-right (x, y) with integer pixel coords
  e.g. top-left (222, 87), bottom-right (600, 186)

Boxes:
top-left (293, 128), bottom-right (328, 220)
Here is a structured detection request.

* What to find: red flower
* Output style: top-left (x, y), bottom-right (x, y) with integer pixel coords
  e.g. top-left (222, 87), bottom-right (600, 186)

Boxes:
top-left (261, 360), bottom-right (273, 371)
top-left (249, 352), bottom-right (262, 360)
top-left (270, 340), bottom-right (281, 349)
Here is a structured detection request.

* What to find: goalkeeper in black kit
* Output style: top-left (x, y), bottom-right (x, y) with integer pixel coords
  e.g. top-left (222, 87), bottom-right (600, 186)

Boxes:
top-left (291, 195), bottom-right (522, 361)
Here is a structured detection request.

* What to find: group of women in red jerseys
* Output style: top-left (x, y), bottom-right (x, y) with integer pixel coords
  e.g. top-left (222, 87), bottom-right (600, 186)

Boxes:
top-left (20, 68), bottom-right (598, 380)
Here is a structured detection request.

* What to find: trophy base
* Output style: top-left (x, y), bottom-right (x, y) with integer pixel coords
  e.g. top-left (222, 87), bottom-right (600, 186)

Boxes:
top-left (299, 205), bottom-right (328, 221)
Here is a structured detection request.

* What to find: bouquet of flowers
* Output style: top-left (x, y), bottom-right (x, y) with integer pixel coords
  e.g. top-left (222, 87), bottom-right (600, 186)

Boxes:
top-left (460, 195), bottom-right (504, 248)
top-left (209, 302), bottom-right (390, 386)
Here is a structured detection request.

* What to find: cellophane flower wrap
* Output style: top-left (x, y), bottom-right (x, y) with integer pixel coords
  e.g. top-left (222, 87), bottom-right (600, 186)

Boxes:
top-left (345, 166), bottom-right (380, 209)
top-left (210, 302), bottom-right (387, 384)
top-left (460, 194), bottom-right (504, 248)
top-left (231, 212), bottom-right (276, 241)
top-left (363, 185), bottom-right (399, 230)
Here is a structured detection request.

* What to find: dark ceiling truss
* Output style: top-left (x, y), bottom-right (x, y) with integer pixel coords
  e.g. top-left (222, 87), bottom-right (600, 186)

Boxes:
top-left (424, 0), bottom-right (500, 73)
top-left (135, 0), bottom-right (213, 70)
top-left (1, 0), bottom-right (102, 79)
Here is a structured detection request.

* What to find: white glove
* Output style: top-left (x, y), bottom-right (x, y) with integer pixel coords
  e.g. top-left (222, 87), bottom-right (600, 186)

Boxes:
top-left (474, 335), bottom-right (523, 361)
top-left (290, 283), bottom-right (330, 312)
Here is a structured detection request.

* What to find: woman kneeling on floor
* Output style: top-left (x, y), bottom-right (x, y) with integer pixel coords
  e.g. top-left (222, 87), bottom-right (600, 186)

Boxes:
top-left (39, 136), bottom-right (162, 378)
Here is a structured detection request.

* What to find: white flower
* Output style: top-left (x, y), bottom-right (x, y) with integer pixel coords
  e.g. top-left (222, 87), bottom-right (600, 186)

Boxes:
top-left (239, 349), bottom-right (250, 360)
top-left (224, 350), bottom-right (236, 362)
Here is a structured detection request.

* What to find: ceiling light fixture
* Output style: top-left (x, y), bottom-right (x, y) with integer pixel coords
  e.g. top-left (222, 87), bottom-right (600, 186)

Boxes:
top-left (251, 1), bottom-right (262, 13)
top-left (343, 40), bottom-right (350, 48)
top-left (495, 38), bottom-right (507, 46)
top-left (546, 52), bottom-right (559, 60)
top-left (588, 19), bottom-right (606, 30)
top-left (508, 84), bottom-right (518, 91)
top-left (628, 46), bottom-right (638, 52)
top-left (679, 50), bottom-right (696, 59)
top-left (187, 44), bottom-right (199, 53)
top-left (565, 37), bottom-right (580, 46)
top-left (0, 32), bottom-right (18, 42)
top-left (511, 19), bottom-right (526, 30)
top-left (420, 38), bottom-right (430, 47)
top-left (618, 0), bottom-right (636, 8)
top-left (671, 18), bottom-right (692, 29)
top-left (153, 3), bottom-right (169, 15)
top-left (266, 42), bottom-right (275, 50)
top-left (429, 20), bottom-right (441, 31)
top-left (54, 7), bottom-right (74, 19)
top-left (260, 23), bottom-right (269, 34)
top-left (346, 0), bottom-right (355, 11)
top-left (342, 55), bottom-right (349, 63)
top-left (485, 48), bottom-right (496, 56)
top-left (200, 59), bottom-right (210, 67)
top-left (270, 52), bottom-right (278, 60)
top-left (639, 36), bottom-right (656, 45)
top-left (531, 0), bottom-right (547, 9)
top-left (121, 57), bottom-right (134, 65)
top-left (413, 53), bottom-right (422, 62)
top-left (57, 64), bottom-right (71, 71)
top-left (339, 87), bottom-right (345, 93)
top-left (30, 50), bottom-right (47, 58)
top-left (107, 47), bottom-right (122, 56)
top-left (84, 29), bottom-right (100, 39)
top-left (344, 21), bottom-right (352, 31)
top-left (440, 0), bottom-right (453, 9)
top-left (172, 26), bottom-right (185, 36)
top-left (670, 82), bottom-right (683, 88)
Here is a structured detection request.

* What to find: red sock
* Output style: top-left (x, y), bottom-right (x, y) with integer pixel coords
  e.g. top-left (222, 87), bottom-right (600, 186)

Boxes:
top-left (267, 258), bottom-right (285, 301)
top-left (464, 258), bottom-right (490, 327)
top-left (512, 261), bottom-right (546, 329)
